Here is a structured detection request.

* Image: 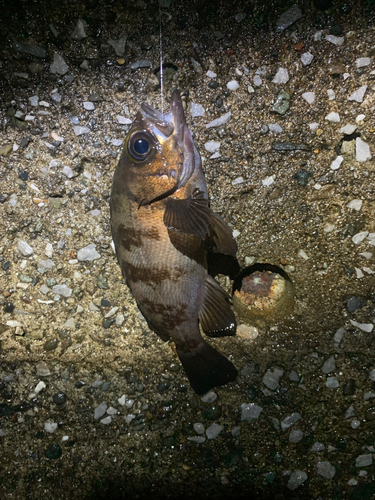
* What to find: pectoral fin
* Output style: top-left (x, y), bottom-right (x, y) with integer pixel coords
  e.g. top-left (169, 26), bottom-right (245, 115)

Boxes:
top-left (206, 211), bottom-right (238, 256)
top-left (163, 189), bottom-right (211, 238)
top-left (199, 274), bottom-right (236, 337)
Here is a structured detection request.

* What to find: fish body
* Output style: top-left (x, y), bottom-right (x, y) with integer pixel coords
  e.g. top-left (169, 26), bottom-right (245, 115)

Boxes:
top-left (110, 90), bottom-right (238, 394)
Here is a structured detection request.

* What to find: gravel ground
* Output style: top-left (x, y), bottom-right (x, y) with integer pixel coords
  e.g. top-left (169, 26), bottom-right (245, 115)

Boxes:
top-left (1, 0), bottom-right (375, 498)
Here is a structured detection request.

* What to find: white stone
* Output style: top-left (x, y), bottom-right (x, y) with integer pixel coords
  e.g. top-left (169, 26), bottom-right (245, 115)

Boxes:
top-left (227, 80), bottom-right (239, 91)
top-left (253, 75), bottom-right (262, 86)
top-left (262, 175), bottom-right (275, 186)
top-left (301, 52), bottom-right (314, 66)
top-left (45, 422), bottom-right (58, 433)
top-left (77, 243), bottom-right (101, 261)
top-left (100, 416), bottom-right (112, 425)
top-left (276, 5), bottom-right (302, 31)
top-left (289, 429), bottom-right (304, 443)
top-left (34, 381), bottom-right (46, 393)
top-left (104, 307), bottom-right (119, 318)
top-left (348, 85), bottom-right (367, 103)
top-left (309, 122), bottom-right (319, 131)
top-left (108, 38), bottom-right (126, 56)
top-left (325, 112), bottom-right (340, 123)
top-left (83, 101), bottom-right (95, 111)
top-left (359, 252), bottom-right (372, 259)
top-left (302, 92), bottom-right (315, 104)
top-left (325, 35), bottom-right (345, 46)
top-left (313, 31), bottom-right (322, 41)
top-left (115, 314), bottom-right (125, 326)
top-left (71, 19), bottom-right (87, 40)
top-left (356, 114), bottom-right (366, 123)
top-left (355, 267), bottom-right (364, 279)
top-left (106, 407), bottom-right (117, 415)
top-left (350, 320), bottom-right (374, 333)
top-left (311, 442), bottom-right (325, 452)
top-left (327, 89), bottom-right (335, 100)
top-left (204, 141), bottom-right (220, 153)
top-left (340, 124), bottom-right (357, 135)
top-left (205, 111), bottom-right (231, 129)
top-left (193, 423), bottom-right (205, 435)
top-left (39, 101), bottom-right (50, 107)
top-left (322, 356), bottom-right (336, 374)
top-left (124, 414), bottom-right (135, 424)
top-left (356, 57), bottom-right (371, 68)
top-left (330, 155), bottom-right (344, 170)
top-left (241, 403), bottom-right (263, 422)
top-left (232, 177), bottom-right (244, 186)
top-left (288, 470), bottom-right (308, 491)
top-left (262, 368), bottom-right (283, 390)
top-left (52, 284), bottom-right (72, 297)
top-left (62, 166), bottom-right (74, 178)
top-left (187, 436), bottom-right (205, 443)
top-left (352, 231), bottom-right (368, 244)
top-left (315, 461), bottom-right (336, 478)
top-left (298, 249), bottom-right (309, 260)
top-left (355, 454), bottom-right (373, 467)
top-left (356, 138), bottom-right (371, 162)
top-left (206, 70), bottom-right (216, 78)
top-left (39, 259), bottom-right (55, 269)
top-left (190, 103), bottom-right (205, 117)
top-left (50, 53), bottom-right (69, 75)
top-left (281, 412), bottom-right (301, 431)
top-left (272, 68), bottom-right (289, 84)
top-left (63, 318), bottom-right (75, 329)
top-left (29, 95), bottom-right (39, 106)
top-left (268, 123), bottom-right (283, 133)
top-left (94, 402), bottom-right (108, 420)
top-left (74, 126), bottom-right (90, 136)
top-left (346, 199), bottom-right (362, 211)
top-left (111, 139), bottom-right (122, 147)
top-left (206, 422), bottom-right (223, 439)
top-left (117, 115), bottom-right (132, 125)
top-left (18, 240), bottom-right (33, 256)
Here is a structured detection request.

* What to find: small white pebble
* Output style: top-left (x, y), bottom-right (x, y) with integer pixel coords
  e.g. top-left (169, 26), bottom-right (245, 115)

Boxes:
top-left (327, 89), bottom-right (335, 100)
top-left (330, 156), bottom-right (343, 170)
top-left (346, 199), bottom-right (362, 211)
top-left (227, 80), bottom-right (239, 91)
top-left (325, 112), bottom-right (340, 123)
top-left (356, 57), bottom-right (371, 68)
top-left (298, 249), bottom-right (309, 260)
top-left (302, 92), bottom-right (315, 104)
top-left (83, 101), bottom-right (95, 111)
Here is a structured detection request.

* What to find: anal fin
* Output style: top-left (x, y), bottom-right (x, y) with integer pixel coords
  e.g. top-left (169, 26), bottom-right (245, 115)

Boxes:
top-left (177, 342), bottom-right (238, 395)
top-left (199, 274), bottom-right (236, 337)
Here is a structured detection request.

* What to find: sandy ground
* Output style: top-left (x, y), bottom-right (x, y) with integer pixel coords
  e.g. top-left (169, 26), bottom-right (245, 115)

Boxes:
top-left (0, 0), bottom-right (375, 498)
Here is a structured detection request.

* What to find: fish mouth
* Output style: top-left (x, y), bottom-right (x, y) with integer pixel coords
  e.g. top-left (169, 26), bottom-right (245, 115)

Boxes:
top-left (138, 90), bottom-right (195, 206)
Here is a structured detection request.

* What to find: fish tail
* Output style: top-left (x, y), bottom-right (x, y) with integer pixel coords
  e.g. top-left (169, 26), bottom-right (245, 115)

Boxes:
top-left (177, 342), bottom-right (238, 395)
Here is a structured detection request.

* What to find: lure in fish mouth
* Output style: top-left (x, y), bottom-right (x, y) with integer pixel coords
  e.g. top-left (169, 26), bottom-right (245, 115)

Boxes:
top-left (110, 89), bottom-right (238, 395)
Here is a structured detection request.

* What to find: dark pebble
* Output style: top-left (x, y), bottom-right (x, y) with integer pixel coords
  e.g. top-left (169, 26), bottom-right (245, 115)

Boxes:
top-left (60, 338), bottom-right (72, 351)
top-left (101, 298), bottom-right (111, 307)
top-left (4, 302), bottom-right (14, 313)
top-left (32, 275), bottom-right (39, 287)
top-left (208, 81), bottom-right (219, 89)
top-left (20, 136), bottom-right (31, 148)
top-left (102, 318), bottom-right (115, 329)
top-left (366, 407), bottom-right (375, 422)
top-left (246, 384), bottom-right (258, 400)
top-left (347, 296), bottom-right (361, 313)
top-left (68, 190), bottom-right (74, 198)
top-left (294, 169), bottom-right (313, 186)
top-left (330, 25), bottom-right (342, 36)
top-left (101, 381), bottom-right (110, 391)
top-left (51, 141), bottom-right (61, 148)
top-left (18, 171), bottom-right (29, 181)
top-left (203, 405), bottom-right (222, 421)
top-left (214, 96), bottom-right (223, 108)
top-left (2, 261), bottom-right (10, 271)
top-left (177, 384), bottom-right (187, 393)
top-left (0, 194), bottom-right (8, 203)
top-left (44, 338), bottom-right (59, 351)
top-left (53, 392), bottom-right (66, 405)
top-left (75, 380), bottom-right (86, 389)
top-left (342, 379), bottom-right (356, 396)
top-left (157, 382), bottom-right (171, 393)
top-left (44, 443), bottom-right (62, 460)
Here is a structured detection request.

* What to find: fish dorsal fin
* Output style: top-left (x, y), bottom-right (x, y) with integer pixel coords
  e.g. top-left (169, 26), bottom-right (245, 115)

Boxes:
top-left (199, 274), bottom-right (236, 337)
top-left (163, 189), bottom-right (211, 238)
top-left (206, 211), bottom-right (238, 257)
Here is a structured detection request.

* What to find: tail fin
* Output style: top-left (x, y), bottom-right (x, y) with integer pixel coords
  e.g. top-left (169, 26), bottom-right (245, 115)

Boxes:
top-left (177, 342), bottom-right (238, 395)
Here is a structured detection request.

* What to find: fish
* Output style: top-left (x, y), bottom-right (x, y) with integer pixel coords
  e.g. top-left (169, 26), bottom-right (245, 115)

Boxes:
top-left (110, 90), bottom-right (238, 395)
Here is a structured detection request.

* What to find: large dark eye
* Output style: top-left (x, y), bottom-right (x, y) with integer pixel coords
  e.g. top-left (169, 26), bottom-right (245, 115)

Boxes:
top-left (127, 130), bottom-right (154, 162)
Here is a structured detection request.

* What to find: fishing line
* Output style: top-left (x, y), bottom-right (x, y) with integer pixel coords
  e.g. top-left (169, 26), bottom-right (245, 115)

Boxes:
top-left (159, 4), bottom-right (164, 114)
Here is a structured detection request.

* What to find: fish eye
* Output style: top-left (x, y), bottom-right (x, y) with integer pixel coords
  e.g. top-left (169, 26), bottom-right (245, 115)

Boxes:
top-left (127, 130), bottom-right (154, 162)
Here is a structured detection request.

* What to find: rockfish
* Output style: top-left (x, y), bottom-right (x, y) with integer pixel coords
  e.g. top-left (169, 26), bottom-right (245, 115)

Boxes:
top-left (110, 90), bottom-right (238, 394)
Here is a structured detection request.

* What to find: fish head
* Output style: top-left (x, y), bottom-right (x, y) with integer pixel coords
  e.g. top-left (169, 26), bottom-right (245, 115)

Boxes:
top-left (119, 90), bottom-right (196, 206)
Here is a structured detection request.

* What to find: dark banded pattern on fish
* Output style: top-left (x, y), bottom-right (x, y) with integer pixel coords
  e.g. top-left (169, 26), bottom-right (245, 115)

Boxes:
top-left (110, 90), bottom-right (238, 395)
